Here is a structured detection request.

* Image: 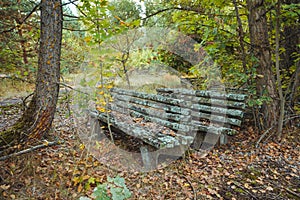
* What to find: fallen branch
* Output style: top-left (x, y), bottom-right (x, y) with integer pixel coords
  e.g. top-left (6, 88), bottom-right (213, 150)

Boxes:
top-left (255, 115), bottom-right (300, 148)
top-left (0, 140), bottom-right (64, 161)
top-left (232, 181), bottom-right (258, 200)
top-left (181, 175), bottom-right (197, 200)
top-left (284, 187), bottom-right (300, 198)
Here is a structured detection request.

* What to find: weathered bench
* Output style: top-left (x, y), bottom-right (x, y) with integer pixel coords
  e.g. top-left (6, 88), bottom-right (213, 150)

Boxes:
top-left (90, 87), bottom-right (247, 169)
top-left (156, 88), bottom-right (247, 148)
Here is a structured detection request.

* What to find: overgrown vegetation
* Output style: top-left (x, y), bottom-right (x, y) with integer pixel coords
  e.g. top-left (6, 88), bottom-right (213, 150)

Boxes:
top-left (0, 0), bottom-right (299, 199)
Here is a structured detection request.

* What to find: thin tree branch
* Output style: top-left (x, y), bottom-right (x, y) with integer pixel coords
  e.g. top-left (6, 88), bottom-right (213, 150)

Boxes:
top-left (58, 82), bottom-right (90, 95)
top-left (63, 27), bottom-right (88, 31)
top-left (62, 0), bottom-right (79, 7)
top-left (255, 115), bottom-right (300, 147)
top-left (0, 2), bottom-right (40, 34)
top-left (143, 6), bottom-right (238, 20)
top-left (63, 14), bottom-right (79, 19)
top-left (0, 140), bottom-right (64, 161)
top-left (284, 188), bottom-right (300, 198)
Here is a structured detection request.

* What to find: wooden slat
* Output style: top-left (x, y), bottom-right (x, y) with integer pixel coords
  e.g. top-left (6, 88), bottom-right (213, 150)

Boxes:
top-left (191, 104), bottom-right (244, 118)
top-left (156, 88), bottom-right (247, 102)
top-left (111, 88), bottom-right (186, 106)
top-left (90, 111), bottom-right (194, 148)
top-left (111, 93), bottom-right (191, 116)
top-left (112, 101), bottom-right (191, 123)
top-left (111, 97), bottom-right (241, 126)
top-left (157, 92), bottom-right (246, 109)
top-left (190, 111), bottom-right (242, 126)
top-left (130, 110), bottom-right (194, 133)
top-left (191, 121), bottom-right (237, 135)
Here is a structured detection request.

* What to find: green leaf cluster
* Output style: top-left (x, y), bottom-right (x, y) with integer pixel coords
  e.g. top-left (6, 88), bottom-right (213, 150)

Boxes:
top-left (92, 176), bottom-right (131, 200)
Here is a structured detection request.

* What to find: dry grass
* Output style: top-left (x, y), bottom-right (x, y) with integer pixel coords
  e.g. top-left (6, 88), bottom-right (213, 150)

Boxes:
top-left (0, 79), bottom-right (34, 100)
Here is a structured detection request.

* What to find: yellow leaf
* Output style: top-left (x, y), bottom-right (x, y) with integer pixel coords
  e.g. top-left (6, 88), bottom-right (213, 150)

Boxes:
top-left (79, 144), bottom-right (85, 150)
top-left (72, 177), bottom-right (81, 186)
top-left (43, 140), bottom-right (49, 146)
top-left (106, 84), bottom-right (113, 89)
top-left (244, 183), bottom-right (250, 189)
top-left (97, 107), bottom-right (106, 112)
top-left (77, 184), bottom-right (83, 193)
top-left (84, 36), bottom-right (92, 43)
top-left (183, 183), bottom-right (190, 187)
top-left (98, 91), bottom-right (104, 95)
top-left (82, 175), bottom-right (90, 181)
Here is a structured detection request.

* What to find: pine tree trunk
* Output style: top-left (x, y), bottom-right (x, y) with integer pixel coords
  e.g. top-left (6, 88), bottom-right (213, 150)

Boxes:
top-left (0, 0), bottom-right (62, 147)
top-left (247, 0), bottom-right (278, 129)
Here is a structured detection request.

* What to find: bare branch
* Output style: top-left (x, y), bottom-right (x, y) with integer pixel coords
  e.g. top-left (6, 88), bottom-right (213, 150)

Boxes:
top-left (143, 6), bottom-right (237, 20)
top-left (63, 27), bottom-right (88, 32)
top-left (0, 2), bottom-right (40, 34)
top-left (62, 0), bottom-right (79, 7)
top-left (0, 140), bottom-right (64, 161)
top-left (63, 14), bottom-right (79, 19)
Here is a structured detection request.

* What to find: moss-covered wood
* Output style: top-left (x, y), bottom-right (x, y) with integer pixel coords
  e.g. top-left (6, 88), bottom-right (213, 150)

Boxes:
top-left (111, 92), bottom-right (191, 115)
top-left (157, 92), bottom-right (246, 109)
top-left (91, 87), bottom-right (246, 150)
top-left (89, 111), bottom-right (194, 149)
top-left (156, 88), bottom-right (247, 102)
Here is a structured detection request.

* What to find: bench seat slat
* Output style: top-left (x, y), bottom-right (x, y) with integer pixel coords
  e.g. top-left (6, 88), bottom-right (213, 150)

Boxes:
top-left (190, 111), bottom-right (242, 126)
top-left (130, 110), bottom-right (194, 133)
top-left (190, 121), bottom-right (237, 135)
top-left (90, 111), bottom-right (194, 149)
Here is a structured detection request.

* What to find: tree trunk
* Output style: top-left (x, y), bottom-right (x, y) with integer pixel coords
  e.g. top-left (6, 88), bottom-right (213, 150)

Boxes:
top-left (0, 0), bottom-right (62, 147)
top-left (247, 0), bottom-right (278, 129)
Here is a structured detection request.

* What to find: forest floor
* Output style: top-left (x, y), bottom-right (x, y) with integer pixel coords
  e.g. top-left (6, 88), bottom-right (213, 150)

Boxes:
top-left (0, 95), bottom-right (300, 200)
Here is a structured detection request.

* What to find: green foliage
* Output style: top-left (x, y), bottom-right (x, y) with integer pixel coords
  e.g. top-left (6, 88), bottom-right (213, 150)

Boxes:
top-left (0, 0), bottom-right (39, 77)
top-left (61, 32), bottom-right (86, 74)
top-left (80, 176), bottom-right (131, 200)
top-left (78, 0), bottom-right (114, 45)
top-left (109, 0), bottom-right (142, 23)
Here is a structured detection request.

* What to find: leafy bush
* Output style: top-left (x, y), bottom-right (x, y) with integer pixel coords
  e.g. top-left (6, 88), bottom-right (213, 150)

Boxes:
top-left (79, 176), bottom-right (131, 200)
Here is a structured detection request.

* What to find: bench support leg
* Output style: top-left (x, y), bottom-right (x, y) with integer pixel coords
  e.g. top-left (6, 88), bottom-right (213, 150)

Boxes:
top-left (140, 146), bottom-right (157, 171)
top-left (219, 134), bottom-right (228, 145)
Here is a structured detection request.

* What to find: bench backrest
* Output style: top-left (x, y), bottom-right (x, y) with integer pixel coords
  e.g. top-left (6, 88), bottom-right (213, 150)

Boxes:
top-left (109, 88), bottom-right (247, 136)
top-left (156, 88), bottom-right (247, 135)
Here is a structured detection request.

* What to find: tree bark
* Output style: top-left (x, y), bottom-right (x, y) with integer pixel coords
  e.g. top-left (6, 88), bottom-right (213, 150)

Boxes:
top-left (247, 0), bottom-right (278, 129)
top-left (0, 0), bottom-right (62, 147)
